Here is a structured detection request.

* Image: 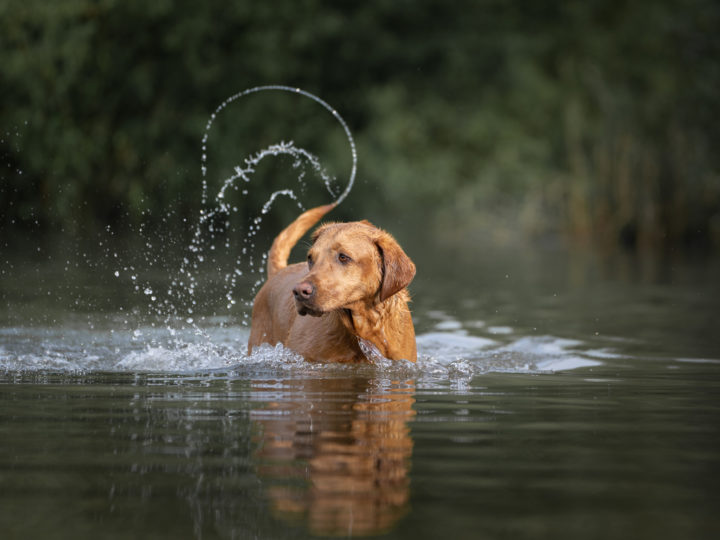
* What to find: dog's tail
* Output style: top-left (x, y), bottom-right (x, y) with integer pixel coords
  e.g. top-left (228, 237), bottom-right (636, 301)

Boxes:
top-left (267, 203), bottom-right (336, 278)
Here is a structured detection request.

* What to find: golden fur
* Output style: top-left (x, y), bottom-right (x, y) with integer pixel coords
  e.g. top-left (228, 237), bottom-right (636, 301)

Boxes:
top-left (248, 203), bottom-right (416, 362)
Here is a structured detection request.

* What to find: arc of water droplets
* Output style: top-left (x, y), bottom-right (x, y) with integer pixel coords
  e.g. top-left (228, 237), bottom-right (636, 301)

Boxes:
top-left (201, 85), bottom-right (357, 207)
top-left (146, 86), bottom-right (359, 336)
top-left (216, 140), bottom-right (336, 205)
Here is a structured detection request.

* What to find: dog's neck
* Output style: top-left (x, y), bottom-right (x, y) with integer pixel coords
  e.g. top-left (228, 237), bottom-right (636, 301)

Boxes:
top-left (336, 290), bottom-right (414, 361)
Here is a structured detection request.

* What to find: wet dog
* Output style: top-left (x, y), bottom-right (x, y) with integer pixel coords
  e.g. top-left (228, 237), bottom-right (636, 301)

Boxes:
top-left (248, 204), bottom-right (416, 362)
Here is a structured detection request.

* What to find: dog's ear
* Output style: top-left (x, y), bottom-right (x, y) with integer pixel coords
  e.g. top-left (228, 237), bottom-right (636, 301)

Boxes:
top-left (376, 232), bottom-right (416, 302)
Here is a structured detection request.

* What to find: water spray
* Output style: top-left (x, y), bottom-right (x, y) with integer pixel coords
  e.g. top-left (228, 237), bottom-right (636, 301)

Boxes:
top-left (201, 85), bottom-right (357, 207)
top-left (145, 85), bottom-right (360, 336)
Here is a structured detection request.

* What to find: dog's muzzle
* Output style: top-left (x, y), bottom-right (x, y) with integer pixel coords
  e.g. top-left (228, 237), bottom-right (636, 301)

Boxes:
top-left (293, 281), bottom-right (323, 317)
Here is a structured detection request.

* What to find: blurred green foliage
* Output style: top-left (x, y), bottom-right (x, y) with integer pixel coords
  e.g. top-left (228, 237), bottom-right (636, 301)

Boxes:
top-left (2, 0), bottom-right (719, 250)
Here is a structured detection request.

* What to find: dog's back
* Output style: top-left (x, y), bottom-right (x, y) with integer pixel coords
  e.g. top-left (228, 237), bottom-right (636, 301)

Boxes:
top-left (248, 204), bottom-right (336, 351)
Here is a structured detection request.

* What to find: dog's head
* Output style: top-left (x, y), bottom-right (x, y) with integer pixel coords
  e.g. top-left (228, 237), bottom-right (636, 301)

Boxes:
top-left (292, 221), bottom-right (415, 317)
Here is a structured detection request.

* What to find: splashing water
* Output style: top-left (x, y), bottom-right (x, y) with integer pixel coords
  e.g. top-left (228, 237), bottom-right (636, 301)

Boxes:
top-left (98, 87), bottom-right (609, 375)
top-left (122, 86), bottom-right (357, 351)
top-left (1, 88), bottom-right (618, 376)
top-left (202, 86), bottom-right (357, 206)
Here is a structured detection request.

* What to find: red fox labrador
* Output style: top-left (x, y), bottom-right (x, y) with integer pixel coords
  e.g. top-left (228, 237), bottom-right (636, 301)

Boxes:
top-left (248, 203), bottom-right (416, 362)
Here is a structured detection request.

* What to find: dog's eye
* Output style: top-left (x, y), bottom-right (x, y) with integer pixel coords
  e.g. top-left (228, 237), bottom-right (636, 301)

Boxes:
top-left (337, 253), bottom-right (351, 264)
top-left (307, 254), bottom-right (314, 268)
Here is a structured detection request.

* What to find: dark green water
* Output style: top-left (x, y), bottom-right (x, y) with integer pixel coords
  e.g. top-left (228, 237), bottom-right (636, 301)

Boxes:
top-left (1, 235), bottom-right (719, 539)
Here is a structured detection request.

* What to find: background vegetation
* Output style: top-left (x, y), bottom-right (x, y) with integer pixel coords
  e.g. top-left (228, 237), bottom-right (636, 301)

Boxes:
top-left (2, 0), bottom-right (719, 251)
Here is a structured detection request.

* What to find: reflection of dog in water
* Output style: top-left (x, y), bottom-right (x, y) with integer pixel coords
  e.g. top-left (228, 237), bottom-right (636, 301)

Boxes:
top-left (251, 377), bottom-right (416, 536)
top-left (248, 203), bottom-right (417, 362)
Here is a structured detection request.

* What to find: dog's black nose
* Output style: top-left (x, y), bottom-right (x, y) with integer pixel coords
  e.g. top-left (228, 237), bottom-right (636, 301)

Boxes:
top-left (293, 281), bottom-right (314, 300)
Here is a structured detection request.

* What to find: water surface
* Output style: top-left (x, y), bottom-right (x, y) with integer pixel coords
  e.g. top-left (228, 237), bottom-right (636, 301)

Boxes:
top-left (1, 236), bottom-right (719, 539)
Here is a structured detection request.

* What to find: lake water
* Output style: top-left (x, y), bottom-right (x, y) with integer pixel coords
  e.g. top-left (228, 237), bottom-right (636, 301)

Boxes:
top-left (1, 232), bottom-right (719, 539)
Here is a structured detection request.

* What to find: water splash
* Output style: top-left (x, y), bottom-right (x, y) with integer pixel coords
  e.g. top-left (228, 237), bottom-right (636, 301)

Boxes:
top-left (0, 323), bottom-right (606, 377)
top-left (201, 85), bottom-right (357, 206)
top-left (123, 86), bottom-right (358, 348)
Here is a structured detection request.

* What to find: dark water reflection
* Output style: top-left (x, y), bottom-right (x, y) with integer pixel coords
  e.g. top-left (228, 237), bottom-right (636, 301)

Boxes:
top-left (252, 377), bottom-right (415, 536)
top-left (0, 373), bottom-right (416, 538)
top-left (1, 362), bottom-right (718, 539)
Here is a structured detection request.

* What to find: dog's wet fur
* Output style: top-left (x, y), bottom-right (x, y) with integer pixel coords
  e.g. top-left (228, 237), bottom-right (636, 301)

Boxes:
top-left (248, 204), bottom-right (416, 362)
